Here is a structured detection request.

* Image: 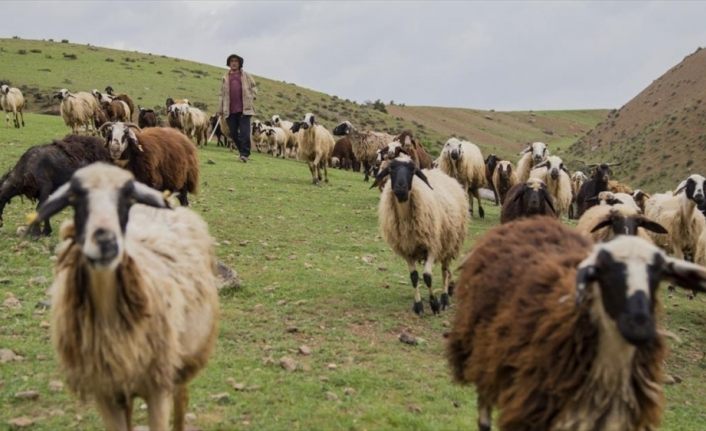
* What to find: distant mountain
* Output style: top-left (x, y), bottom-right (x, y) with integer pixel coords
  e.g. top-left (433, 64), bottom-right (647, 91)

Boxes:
top-left (569, 47), bottom-right (706, 192)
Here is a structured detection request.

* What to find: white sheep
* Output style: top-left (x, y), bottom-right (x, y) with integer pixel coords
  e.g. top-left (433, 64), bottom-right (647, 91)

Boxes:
top-left (645, 174), bottom-right (706, 260)
top-left (34, 163), bottom-right (219, 431)
top-left (373, 155), bottom-right (469, 315)
top-left (55, 88), bottom-right (100, 134)
top-left (264, 126), bottom-right (288, 158)
top-left (179, 105), bottom-right (209, 147)
top-left (593, 190), bottom-right (641, 213)
top-left (272, 115), bottom-right (297, 158)
top-left (516, 141), bottom-right (549, 182)
top-left (569, 170), bottom-right (588, 219)
top-left (293, 113), bottom-right (334, 185)
top-left (529, 155), bottom-right (572, 218)
top-left (438, 137), bottom-right (487, 218)
top-left (576, 203), bottom-right (667, 243)
top-left (0, 84), bottom-right (25, 128)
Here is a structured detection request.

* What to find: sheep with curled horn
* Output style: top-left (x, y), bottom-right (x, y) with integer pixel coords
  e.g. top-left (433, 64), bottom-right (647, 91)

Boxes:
top-left (33, 162), bottom-right (218, 431)
top-left (447, 217), bottom-right (706, 431)
top-left (99, 121), bottom-right (199, 206)
top-left (373, 155), bottom-right (468, 316)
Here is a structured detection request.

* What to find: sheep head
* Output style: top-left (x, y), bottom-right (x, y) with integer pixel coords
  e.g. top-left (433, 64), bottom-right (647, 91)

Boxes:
top-left (534, 155), bottom-right (567, 180)
top-left (272, 115), bottom-right (281, 126)
top-left (514, 178), bottom-right (555, 215)
top-left (332, 121), bottom-right (353, 136)
top-left (103, 122), bottom-right (143, 160)
top-left (520, 142), bottom-right (548, 164)
top-left (32, 163), bottom-right (168, 270)
top-left (590, 208), bottom-right (667, 236)
top-left (300, 113), bottom-right (315, 130)
top-left (0, 85), bottom-right (9, 95)
top-left (105, 85), bottom-right (115, 96)
top-left (497, 160), bottom-right (513, 179)
top-left (55, 88), bottom-right (70, 100)
top-left (575, 236), bottom-right (706, 345)
top-left (675, 174), bottom-right (705, 205)
top-left (371, 156), bottom-right (432, 202)
top-left (443, 138), bottom-right (465, 161)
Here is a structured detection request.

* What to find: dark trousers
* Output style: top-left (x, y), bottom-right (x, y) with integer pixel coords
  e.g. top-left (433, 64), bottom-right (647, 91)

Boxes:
top-left (226, 113), bottom-right (251, 157)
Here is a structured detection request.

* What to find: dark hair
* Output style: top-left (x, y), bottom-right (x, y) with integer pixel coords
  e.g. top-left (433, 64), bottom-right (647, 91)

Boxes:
top-left (226, 54), bottom-right (244, 67)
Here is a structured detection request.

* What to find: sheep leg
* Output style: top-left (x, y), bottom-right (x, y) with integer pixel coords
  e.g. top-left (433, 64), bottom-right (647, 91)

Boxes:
top-left (19, 110), bottom-right (25, 127)
top-left (147, 389), bottom-right (171, 431)
top-left (313, 154), bottom-right (324, 183)
top-left (424, 257), bottom-right (440, 314)
top-left (95, 395), bottom-right (129, 431)
top-left (477, 394), bottom-right (492, 431)
top-left (363, 161), bottom-right (371, 182)
top-left (173, 384), bottom-right (189, 431)
top-left (407, 260), bottom-right (424, 316)
top-left (178, 188), bottom-right (189, 206)
top-left (440, 263), bottom-right (451, 310)
top-left (308, 162), bottom-right (319, 185)
top-left (322, 159), bottom-right (329, 183)
top-left (471, 188), bottom-right (485, 219)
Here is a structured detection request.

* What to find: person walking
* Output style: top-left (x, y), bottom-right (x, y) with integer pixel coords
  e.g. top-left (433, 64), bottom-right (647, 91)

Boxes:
top-left (218, 53), bottom-right (258, 162)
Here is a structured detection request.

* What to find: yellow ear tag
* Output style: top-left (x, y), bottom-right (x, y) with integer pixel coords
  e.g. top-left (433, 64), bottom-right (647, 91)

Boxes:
top-left (26, 211), bottom-right (38, 225)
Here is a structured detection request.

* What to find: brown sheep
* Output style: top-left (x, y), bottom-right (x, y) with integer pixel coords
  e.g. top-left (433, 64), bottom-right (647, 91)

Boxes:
top-left (100, 122), bottom-right (199, 206)
top-left (331, 136), bottom-right (359, 170)
top-left (500, 178), bottom-right (556, 223)
top-left (484, 154), bottom-right (501, 205)
top-left (394, 131), bottom-right (433, 169)
top-left (491, 160), bottom-right (517, 205)
top-left (101, 99), bottom-right (131, 122)
top-left (447, 217), bottom-right (706, 430)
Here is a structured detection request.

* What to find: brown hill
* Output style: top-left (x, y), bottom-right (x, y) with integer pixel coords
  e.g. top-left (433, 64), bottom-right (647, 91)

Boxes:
top-left (569, 47), bottom-right (706, 192)
top-left (387, 105), bottom-right (606, 162)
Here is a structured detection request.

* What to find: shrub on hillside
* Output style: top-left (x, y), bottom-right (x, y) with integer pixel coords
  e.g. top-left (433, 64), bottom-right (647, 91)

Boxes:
top-left (17, 49), bottom-right (27, 55)
top-left (61, 39), bottom-right (69, 43)
top-left (105, 58), bottom-right (114, 62)
top-left (63, 53), bottom-right (77, 60)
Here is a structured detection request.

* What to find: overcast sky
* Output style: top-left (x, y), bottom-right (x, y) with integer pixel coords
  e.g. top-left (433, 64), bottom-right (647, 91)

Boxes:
top-left (4, 1), bottom-right (706, 110)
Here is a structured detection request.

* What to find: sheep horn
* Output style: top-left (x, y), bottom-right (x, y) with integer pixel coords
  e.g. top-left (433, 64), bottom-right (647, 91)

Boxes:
top-left (33, 182), bottom-right (72, 228)
top-left (97, 121), bottom-right (115, 134)
top-left (605, 162), bottom-right (622, 167)
top-left (370, 167), bottom-right (390, 190)
top-left (635, 216), bottom-right (668, 234)
top-left (132, 181), bottom-right (170, 209)
top-left (663, 257), bottom-right (706, 294)
top-left (124, 123), bottom-right (143, 133)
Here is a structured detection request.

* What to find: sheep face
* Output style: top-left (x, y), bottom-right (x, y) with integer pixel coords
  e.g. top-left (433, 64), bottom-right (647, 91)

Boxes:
top-left (104, 122), bottom-right (141, 160)
top-left (576, 236), bottom-right (706, 345)
top-left (443, 138), bottom-right (464, 161)
top-left (332, 121), bottom-right (352, 136)
top-left (55, 89), bottom-right (70, 100)
top-left (105, 86), bottom-right (114, 96)
top-left (485, 154), bottom-right (500, 173)
top-left (300, 113), bottom-right (315, 130)
top-left (590, 210), bottom-right (667, 237)
top-left (535, 156), bottom-right (566, 180)
top-left (290, 122), bottom-right (303, 133)
top-left (272, 115), bottom-right (281, 126)
top-left (0, 85), bottom-right (8, 94)
top-left (497, 161), bottom-right (513, 179)
top-left (373, 158), bottom-right (432, 203)
top-left (676, 174), bottom-right (706, 205)
top-left (522, 142), bottom-right (548, 164)
top-left (515, 178), bottom-right (555, 214)
top-left (33, 163), bottom-right (167, 270)
top-left (592, 164), bottom-right (613, 183)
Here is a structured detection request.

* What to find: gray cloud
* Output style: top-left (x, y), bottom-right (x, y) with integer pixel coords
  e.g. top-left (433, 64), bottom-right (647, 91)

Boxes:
top-left (3, 1), bottom-right (706, 110)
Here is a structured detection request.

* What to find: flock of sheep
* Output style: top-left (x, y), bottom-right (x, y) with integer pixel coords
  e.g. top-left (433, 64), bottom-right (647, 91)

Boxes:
top-left (1, 81), bottom-right (706, 430)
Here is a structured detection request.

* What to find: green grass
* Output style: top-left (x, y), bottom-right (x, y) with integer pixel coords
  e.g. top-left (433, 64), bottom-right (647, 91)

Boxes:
top-left (0, 114), bottom-right (705, 430)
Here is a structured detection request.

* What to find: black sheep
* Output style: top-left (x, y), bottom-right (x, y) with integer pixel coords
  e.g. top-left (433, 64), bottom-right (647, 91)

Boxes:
top-left (0, 135), bottom-right (111, 236)
top-left (500, 178), bottom-right (556, 223)
top-left (575, 163), bottom-right (620, 217)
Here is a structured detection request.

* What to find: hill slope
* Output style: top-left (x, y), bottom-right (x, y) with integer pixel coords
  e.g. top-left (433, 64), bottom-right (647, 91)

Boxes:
top-left (569, 47), bottom-right (706, 192)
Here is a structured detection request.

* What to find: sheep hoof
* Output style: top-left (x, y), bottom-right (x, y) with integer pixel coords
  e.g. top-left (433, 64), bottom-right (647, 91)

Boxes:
top-left (479, 207), bottom-right (485, 219)
top-left (430, 295), bottom-right (441, 315)
top-left (448, 281), bottom-right (455, 297)
top-left (412, 301), bottom-right (424, 316)
top-left (440, 293), bottom-right (450, 310)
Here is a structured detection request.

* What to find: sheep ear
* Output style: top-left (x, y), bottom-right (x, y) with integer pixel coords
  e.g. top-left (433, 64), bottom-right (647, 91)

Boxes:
top-left (534, 161), bottom-right (548, 169)
top-left (542, 189), bottom-right (556, 213)
top-left (415, 169), bottom-right (433, 190)
top-left (590, 217), bottom-right (613, 233)
top-left (309, 115), bottom-right (315, 126)
top-left (132, 181), bottom-right (170, 209)
top-left (675, 184), bottom-right (687, 195)
top-left (127, 129), bottom-right (144, 152)
top-left (663, 256), bottom-right (706, 294)
top-left (575, 264), bottom-right (597, 305)
top-left (370, 167), bottom-right (390, 189)
top-left (34, 182), bottom-right (72, 226)
top-left (520, 146), bottom-right (531, 155)
top-left (636, 216), bottom-right (668, 234)
top-left (513, 185), bottom-right (527, 202)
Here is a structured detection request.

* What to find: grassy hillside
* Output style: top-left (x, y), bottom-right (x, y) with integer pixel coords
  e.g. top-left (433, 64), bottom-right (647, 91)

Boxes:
top-left (387, 105), bottom-right (607, 161)
top-left (569, 47), bottom-right (706, 192)
top-left (0, 37), bottom-right (447, 152)
top-left (0, 114), bottom-right (705, 430)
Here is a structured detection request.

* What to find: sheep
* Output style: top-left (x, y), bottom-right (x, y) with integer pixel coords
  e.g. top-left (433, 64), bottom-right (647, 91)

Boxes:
top-left (591, 190), bottom-right (641, 213)
top-left (576, 203), bottom-right (667, 243)
top-left (54, 89), bottom-right (100, 134)
top-left (438, 137), bottom-right (487, 218)
top-left (515, 141), bottom-right (548, 182)
top-left (331, 136), bottom-right (358, 170)
top-left (1, 84), bottom-right (25, 128)
top-left (447, 217), bottom-right (706, 431)
top-left (292, 113), bottom-right (335, 185)
top-left (166, 101), bottom-right (189, 131)
top-left (394, 131), bottom-right (433, 169)
top-left (272, 115), bottom-right (297, 158)
top-left (500, 178), bottom-right (556, 223)
top-left (484, 154), bottom-right (501, 205)
top-left (179, 105), bottom-right (209, 147)
top-left (209, 114), bottom-right (230, 147)
top-left (104, 85), bottom-right (136, 121)
top-left (251, 120), bottom-right (268, 153)
top-left (33, 162), bottom-right (218, 431)
top-left (491, 160), bottom-right (517, 205)
top-left (569, 170), bottom-right (588, 219)
top-left (645, 174), bottom-right (706, 261)
top-left (99, 122), bottom-right (199, 206)
top-left (609, 179), bottom-right (634, 194)
top-left (101, 99), bottom-right (131, 123)
top-left (264, 126), bottom-right (287, 158)
top-left (529, 155), bottom-right (573, 218)
top-left (372, 155), bottom-right (469, 315)
top-left (332, 121), bottom-right (395, 181)
top-left (138, 106), bottom-right (159, 128)
top-left (576, 162), bottom-right (620, 217)
top-left (0, 135), bottom-right (110, 236)
top-left (633, 189), bottom-right (651, 214)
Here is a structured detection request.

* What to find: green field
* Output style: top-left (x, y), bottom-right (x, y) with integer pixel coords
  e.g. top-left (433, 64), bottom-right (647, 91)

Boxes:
top-left (0, 114), bottom-right (705, 430)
